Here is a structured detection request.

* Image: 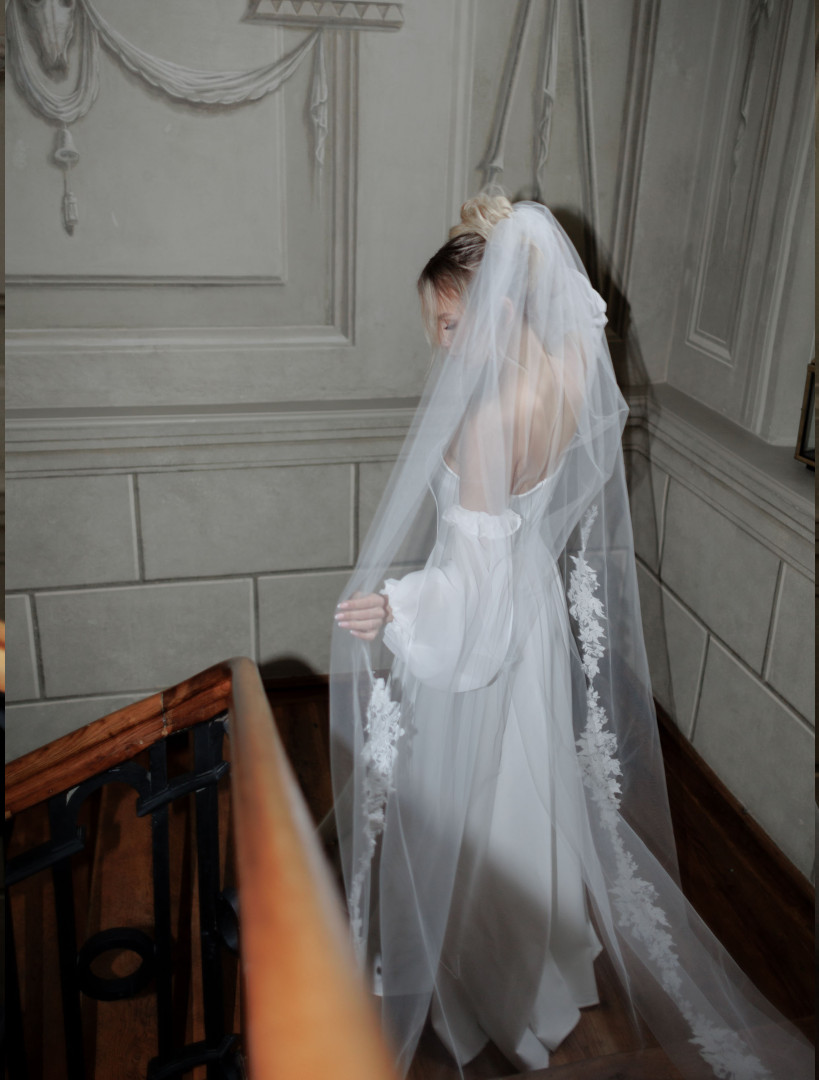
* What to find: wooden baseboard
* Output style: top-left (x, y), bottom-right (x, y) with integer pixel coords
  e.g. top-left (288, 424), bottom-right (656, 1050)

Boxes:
top-left (656, 702), bottom-right (814, 1026)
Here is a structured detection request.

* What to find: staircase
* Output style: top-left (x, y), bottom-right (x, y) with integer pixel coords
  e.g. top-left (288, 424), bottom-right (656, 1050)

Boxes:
top-left (4, 664), bottom-right (814, 1079)
top-left (4, 660), bottom-right (396, 1080)
top-left (270, 676), bottom-right (815, 1079)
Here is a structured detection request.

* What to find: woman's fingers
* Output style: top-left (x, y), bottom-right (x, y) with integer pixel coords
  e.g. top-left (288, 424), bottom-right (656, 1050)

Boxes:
top-left (336, 593), bottom-right (386, 617)
top-left (336, 602), bottom-right (384, 622)
top-left (336, 613), bottom-right (384, 630)
top-left (337, 592), bottom-right (384, 611)
top-left (335, 592), bottom-right (389, 635)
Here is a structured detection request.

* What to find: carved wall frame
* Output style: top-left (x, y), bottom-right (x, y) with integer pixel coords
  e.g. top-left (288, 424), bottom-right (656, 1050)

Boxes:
top-left (684, 0), bottom-right (792, 370)
top-left (7, 28), bottom-right (358, 354)
top-left (666, 0), bottom-right (812, 437)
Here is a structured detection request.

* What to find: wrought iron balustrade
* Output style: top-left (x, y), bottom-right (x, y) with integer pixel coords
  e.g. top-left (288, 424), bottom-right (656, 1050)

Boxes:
top-left (5, 664), bottom-right (242, 1080)
top-left (5, 658), bottom-right (398, 1080)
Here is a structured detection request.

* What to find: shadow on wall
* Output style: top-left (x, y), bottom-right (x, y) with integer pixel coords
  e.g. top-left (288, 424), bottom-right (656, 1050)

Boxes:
top-left (259, 655), bottom-right (322, 684)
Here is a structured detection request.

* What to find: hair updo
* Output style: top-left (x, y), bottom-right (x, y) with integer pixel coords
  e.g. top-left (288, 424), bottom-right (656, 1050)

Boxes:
top-left (417, 193), bottom-right (513, 341)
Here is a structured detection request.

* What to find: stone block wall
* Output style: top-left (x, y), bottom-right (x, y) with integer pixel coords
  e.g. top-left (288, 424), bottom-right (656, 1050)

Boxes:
top-left (5, 404), bottom-right (410, 760)
top-left (7, 389), bottom-right (815, 885)
top-left (626, 386), bottom-right (814, 880)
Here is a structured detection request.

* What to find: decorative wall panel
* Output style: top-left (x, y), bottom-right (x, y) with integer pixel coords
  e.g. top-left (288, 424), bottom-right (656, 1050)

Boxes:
top-left (664, 0), bottom-right (814, 438)
top-left (6, 1), bottom-right (291, 279)
top-left (685, 0), bottom-right (791, 365)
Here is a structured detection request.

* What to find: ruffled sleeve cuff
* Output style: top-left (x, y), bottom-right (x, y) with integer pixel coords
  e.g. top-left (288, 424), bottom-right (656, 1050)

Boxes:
top-left (442, 504), bottom-right (522, 539)
top-left (381, 575), bottom-right (419, 660)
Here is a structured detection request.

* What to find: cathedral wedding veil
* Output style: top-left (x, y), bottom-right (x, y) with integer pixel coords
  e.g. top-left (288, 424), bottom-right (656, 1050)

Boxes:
top-left (328, 198), bottom-right (812, 1078)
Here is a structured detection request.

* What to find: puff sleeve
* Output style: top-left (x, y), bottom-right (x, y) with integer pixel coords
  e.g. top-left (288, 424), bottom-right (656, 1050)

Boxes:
top-left (381, 504), bottom-right (521, 692)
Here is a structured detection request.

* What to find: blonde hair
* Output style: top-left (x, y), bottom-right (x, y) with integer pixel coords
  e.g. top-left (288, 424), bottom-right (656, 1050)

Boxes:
top-left (418, 194), bottom-right (514, 341)
top-left (447, 193), bottom-right (513, 241)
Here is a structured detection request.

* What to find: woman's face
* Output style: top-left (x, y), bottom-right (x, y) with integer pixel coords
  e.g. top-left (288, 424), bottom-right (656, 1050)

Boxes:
top-left (434, 291), bottom-right (464, 349)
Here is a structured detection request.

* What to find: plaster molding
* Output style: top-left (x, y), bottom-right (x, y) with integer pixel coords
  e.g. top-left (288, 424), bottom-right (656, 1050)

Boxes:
top-left (330, 29), bottom-right (358, 344)
top-left (6, 274), bottom-right (289, 289)
top-left (6, 30), bottom-right (357, 351)
top-left (740, 0), bottom-right (813, 431)
top-left (532, 0), bottom-right (560, 203)
top-left (685, 0), bottom-right (792, 368)
top-left (478, 0), bottom-right (534, 189)
top-left (244, 1), bottom-right (404, 31)
top-left (8, 21), bottom-right (290, 287)
top-left (605, 0), bottom-right (659, 333)
top-left (6, 28), bottom-right (359, 311)
top-left (8, 384), bottom-right (813, 580)
top-left (684, 4), bottom-right (747, 367)
top-left (625, 384), bottom-right (814, 578)
top-left (5, 400), bottom-right (419, 477)
top-left (444, 0), bottom-right (476, 228)
top-left (6, 324), bottom-right (353, 355)
top-left (572, 0), bottom-right (600, 285)
top-left (7, 0), bottom-right (324, 235)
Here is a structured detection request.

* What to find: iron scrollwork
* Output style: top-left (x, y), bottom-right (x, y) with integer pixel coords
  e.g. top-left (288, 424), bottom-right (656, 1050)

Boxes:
top-left (4, 714), bottom-right (242, 1080)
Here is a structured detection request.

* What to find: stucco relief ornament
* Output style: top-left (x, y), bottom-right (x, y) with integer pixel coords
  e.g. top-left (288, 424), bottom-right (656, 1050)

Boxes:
top-left (6, 0), bottom-right (405, 232)
top-left (19, 0), bottom-right (77, 74)
top-left (53, 124), bottom-right (80, 234)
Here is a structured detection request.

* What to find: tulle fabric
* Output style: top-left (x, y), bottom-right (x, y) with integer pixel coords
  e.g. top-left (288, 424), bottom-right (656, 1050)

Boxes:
top-left (328, 203), bottom-right (813, 1078)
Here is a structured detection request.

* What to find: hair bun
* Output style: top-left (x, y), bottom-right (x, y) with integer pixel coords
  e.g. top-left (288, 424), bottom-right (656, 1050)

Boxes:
top-left (449, 194), bottom-right (514, 241)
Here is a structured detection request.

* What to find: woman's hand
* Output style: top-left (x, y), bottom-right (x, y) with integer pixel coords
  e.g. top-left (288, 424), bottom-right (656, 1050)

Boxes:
top-left (335, 592), bottom-right (393, 641)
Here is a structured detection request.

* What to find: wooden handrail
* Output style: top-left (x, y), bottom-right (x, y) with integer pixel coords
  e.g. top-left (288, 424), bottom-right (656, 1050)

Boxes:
top-left (5, 661), bottom-right (233, 817)
top-left (5, 658), bottom-right (399, 1078)
top-left (228, 657), bottom-right (397, 1079)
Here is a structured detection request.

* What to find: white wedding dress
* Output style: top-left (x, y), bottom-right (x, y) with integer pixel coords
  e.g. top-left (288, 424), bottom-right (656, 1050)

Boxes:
top-left (380, 457), bottom-right (603, 1071)
top-left (332, 203), bottom-right (813, 1080)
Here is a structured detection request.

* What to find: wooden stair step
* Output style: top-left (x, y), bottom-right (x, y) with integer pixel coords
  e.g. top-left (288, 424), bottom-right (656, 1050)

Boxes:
top-left (263, 679), bottom-right (815, 1079)
top-left (509, 1045), bottom-right (686, 1080)
top-left (511, 1016), bottom-right (815, 1080)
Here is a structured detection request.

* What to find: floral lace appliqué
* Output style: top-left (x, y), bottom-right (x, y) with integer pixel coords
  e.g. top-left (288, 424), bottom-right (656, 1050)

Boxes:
top-left (348, 676), bottom-right (404, 964)
top-left (568, 505), bottom-right (770, 1080)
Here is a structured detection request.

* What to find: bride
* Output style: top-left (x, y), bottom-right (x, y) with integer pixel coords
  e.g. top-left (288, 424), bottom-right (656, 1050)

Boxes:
top-left (329, 194), bottom-right (812, 1079)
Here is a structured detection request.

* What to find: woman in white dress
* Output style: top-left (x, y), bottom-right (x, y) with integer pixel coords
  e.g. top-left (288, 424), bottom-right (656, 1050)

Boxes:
top-left (329, 195), bottom-right (812, 1079)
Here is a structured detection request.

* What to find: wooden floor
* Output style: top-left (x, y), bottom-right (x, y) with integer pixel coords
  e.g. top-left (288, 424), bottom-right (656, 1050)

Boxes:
top-left (268, 679), bottom-right (815, 1079)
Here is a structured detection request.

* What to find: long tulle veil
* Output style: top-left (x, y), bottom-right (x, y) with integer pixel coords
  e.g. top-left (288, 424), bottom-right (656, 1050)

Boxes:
top-left (328, 202), bottom-right (813, 1078)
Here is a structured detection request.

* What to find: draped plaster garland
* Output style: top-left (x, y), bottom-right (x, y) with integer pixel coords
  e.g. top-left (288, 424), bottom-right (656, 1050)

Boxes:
top-left (479, 0), bottom-right (534, 190)
top-left (7, 0), bottom-right (100, 125)
top-left (310, 29), bottom-right (329, 169)
top-left (6, 0), bottom-right (328, 233)
top-left (17, 0), bottom-right (77, 74)
top-left (726, 0), bottom-right (775, 229)
top-left (533, 0), bottom-right (559, 203)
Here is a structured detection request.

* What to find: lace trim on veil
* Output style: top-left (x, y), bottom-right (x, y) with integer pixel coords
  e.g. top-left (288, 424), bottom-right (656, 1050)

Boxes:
top-left (349, 675), bottom-right (405, 964)
top-left (568, 505), bottom-right (770, 1080)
